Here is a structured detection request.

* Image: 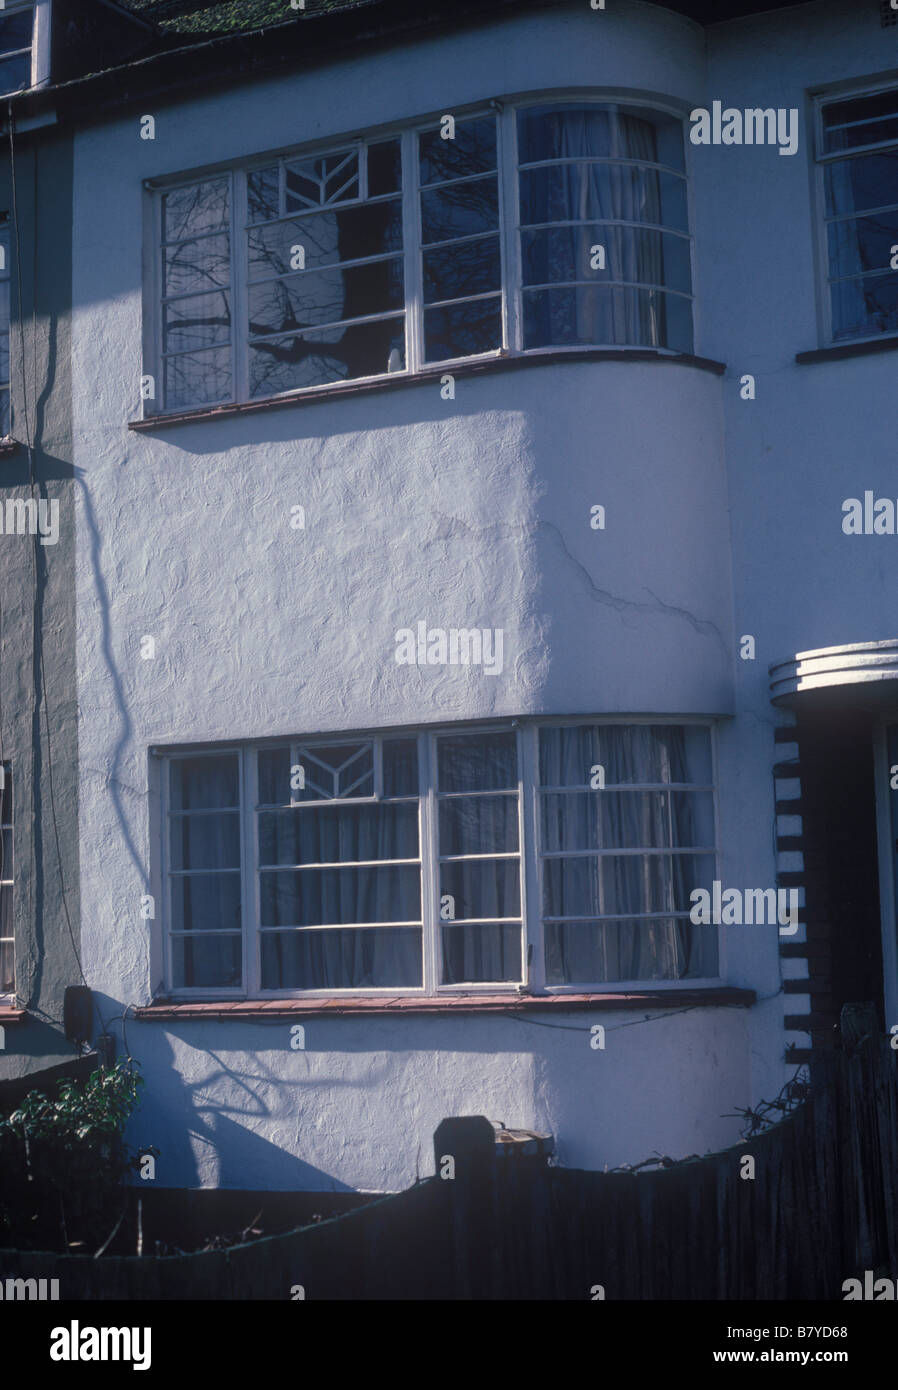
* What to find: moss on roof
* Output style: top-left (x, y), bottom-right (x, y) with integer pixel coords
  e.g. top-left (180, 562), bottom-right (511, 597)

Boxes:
top-left (122, 0), bottom-right (382, 37)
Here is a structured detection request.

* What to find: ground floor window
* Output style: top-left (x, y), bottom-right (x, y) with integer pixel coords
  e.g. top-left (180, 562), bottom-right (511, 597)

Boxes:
top-left (159, 720), bottom-right (718, 996)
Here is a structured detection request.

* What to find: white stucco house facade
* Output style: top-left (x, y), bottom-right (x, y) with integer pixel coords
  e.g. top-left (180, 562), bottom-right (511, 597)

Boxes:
top-left (10, 0), bottom-right (893, 1194)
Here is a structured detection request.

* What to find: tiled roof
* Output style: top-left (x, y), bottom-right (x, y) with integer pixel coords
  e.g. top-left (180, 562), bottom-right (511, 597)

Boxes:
top-left (120, 0), bottom-right (383, 36)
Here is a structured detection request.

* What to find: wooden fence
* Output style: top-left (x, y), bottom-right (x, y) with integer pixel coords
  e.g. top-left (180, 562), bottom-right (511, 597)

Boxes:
top-left (1, 1031), bottom-right (897, 1298)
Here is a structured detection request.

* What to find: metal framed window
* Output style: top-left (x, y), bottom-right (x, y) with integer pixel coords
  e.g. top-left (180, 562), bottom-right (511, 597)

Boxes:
top-left (0, 4), bottom-right (33, 96)
top-left (0, 764), bottom-right (13, 998)
top-left (516, 101), bottom-right (693, 355)
top-left (146, 95), bottom-right (694, 414)
top-left (535, 723), bottom-right (717, 989)
top-left (157, 719), bottom-right (718, 998)
top-left (0, 1), bottom-right (49, 96)
top-left (815, 83), bottom-right (898, 345)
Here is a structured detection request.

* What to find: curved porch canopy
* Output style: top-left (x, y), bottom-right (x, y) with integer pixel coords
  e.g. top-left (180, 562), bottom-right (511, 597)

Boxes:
top-left (769, 640), bottom-right (898, 708)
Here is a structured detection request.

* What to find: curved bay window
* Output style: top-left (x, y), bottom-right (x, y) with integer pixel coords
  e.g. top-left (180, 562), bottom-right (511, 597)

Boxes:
top-left (518, 103), bottom-right (692, 354)
top-left (159, 721), bottom-right (717, 998)
top-left (148, 96), bottom-right (695, 413)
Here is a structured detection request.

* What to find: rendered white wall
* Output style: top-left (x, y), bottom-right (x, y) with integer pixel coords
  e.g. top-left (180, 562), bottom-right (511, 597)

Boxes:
top-left (69, 0), bottom-right (866, 1190)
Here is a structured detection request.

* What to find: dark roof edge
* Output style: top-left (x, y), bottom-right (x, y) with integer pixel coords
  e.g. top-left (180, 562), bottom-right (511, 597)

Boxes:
top-left (5, 0), bottom-right (820, 129)
top-left (13, 0), bottom-right (571, 126)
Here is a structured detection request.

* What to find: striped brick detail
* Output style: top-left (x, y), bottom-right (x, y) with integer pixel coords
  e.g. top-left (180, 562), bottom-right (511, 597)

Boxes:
top-left (774, 718), bottom-right (812, 1058)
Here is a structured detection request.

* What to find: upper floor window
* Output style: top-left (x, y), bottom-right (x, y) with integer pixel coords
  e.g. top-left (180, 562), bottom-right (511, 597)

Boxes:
top-left (0, 5), bottom-right (32, 94)
top-left (0, 1), bottom-right (49, 97)
top-left (147, 98), bottom-right (694, 414)
top-left (818, 85), bottom-right (898, 343)
top-left (0, 764), bottom-right (13, 998)
top-left (158, 721), bottom-right (717, 997)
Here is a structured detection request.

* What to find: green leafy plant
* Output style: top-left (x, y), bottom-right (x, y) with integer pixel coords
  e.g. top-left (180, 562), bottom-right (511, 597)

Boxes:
top-left (0, 1061), bottom-right (152, 1253)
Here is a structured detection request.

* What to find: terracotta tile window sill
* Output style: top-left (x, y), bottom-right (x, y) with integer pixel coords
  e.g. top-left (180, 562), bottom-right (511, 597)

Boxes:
top-left (134, 987), bottom-right (755, 1022)
top-left (0, 1007), bottom-right (26, 1024)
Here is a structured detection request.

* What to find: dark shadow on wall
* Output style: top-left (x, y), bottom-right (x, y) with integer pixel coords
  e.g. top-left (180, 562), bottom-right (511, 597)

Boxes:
top-left (127, 1027), bottom-right (365, 1192)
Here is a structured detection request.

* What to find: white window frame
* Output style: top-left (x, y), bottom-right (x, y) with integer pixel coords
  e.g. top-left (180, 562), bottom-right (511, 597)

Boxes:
top-left (143, 91), bottom-right (695, 416)
top-left (155, 717), bottom-right (721, 1000)
top-left (0, 1), bottom-right (50, 95)
top-left (812, 79), bottom-right (898, 349)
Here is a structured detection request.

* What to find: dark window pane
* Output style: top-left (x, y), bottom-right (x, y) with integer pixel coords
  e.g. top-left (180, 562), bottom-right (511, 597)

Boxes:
top-left (0, 52), bottom-right (30, 94)
top-left (0, 388), bottom-right (9, 435)
top-left (518, 105), bottom-right (613, 164)
top-left (163, 179), bottom-right (229, 242)
top-left (545, 918), bottom-right (707, 984)
top-left (541, 790), bottom-right (714, 852)
top-left (171, 873), bottom-right (242, 933)
top-left (539, 724), bottom-right (711, 787)
top-left (424, 296), bottom-right (501, 360)
top-left (439, 795), bottom-right (519, 856)
top-left (419, 116), bottom-right (497, 185)
top-left (172, 933), bottom-right (241, 989)
top-left (164, 347), bottom-right (231, 409)
top-left (260, 865), bottom-right (421, 927)
top-left (285, 149), bottom-right (359, 210)
top-left (261, 927), bottom-right (422, 989)
top-left (0, 828), bottom-right (11, 877)
top-left (0, 11), bottom-right (33, 49)
top-left (170, 755), bottom-right (239, 810)
top-left (522, 284), bottom-right (692, 352)
top-left (620, 109), bottom-right (685, 172)
top-left (258, 746), bottom-right (291, 805)
top-left (542, 852), bottom-right (714, 919)
top-left (823, 91), bottom-right (898, 154)
top-left (259, 802), bottom-right (419, 867)
top-left (249, 318), bottom-right (404, 395)
top-left (520, 164), bottom-right (687, 233)
top-left (824, 151), bottom-right (898, 217)
top-left (0, 765), bottom-right (10, 824)
top-left (164, 234), bottom-right (230, 298)
top-left (163, 291), bottom-right (231, 353)
top-left (0, 933), bottom-right (13, 994)
top-left (248, 260), bottom-right (403, 335)
top-left (421, 176), bottom-right (499, 244)
top-left (247, 200), bottom-right (403, 279)
top-left (423, 235), bottom-right (500, 304)
top-left (518, 104), bottom-right (684, 170)
top-left (368, 138), bottom-right (401, 196)
top-left (0, 332), bottom-right (8, 387)
top-left (521, 224), bottom-right (691, 295)
top-left (440, 859), bottom-right (520, 920)
top-left (830, 273), bottom-right (898, 339)
top-left (383, 738), bottom-right (418, 798)
top-left (661, 292), bottom-right (693, 354)
top-left (247, 164), bottom-right (279, 222)
top-left (438, 731), bottom-right (518, 793)
top-left (441, 924), bottom-right (521, 983)
top-left (169, 811), bottom-right (241, 871)
top-left (828, 210), bottom-right (898, 278)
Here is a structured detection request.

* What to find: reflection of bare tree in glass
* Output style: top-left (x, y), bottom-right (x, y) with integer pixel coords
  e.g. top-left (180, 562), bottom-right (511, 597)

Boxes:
top-left (421, 176), bottom-right (501, 358)
top-left (163, 180), bottom-right (232, 404)
top-left (166, 292), bottom-right (231, 351)
top-left (249, 198), bottom-right (404, 392)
